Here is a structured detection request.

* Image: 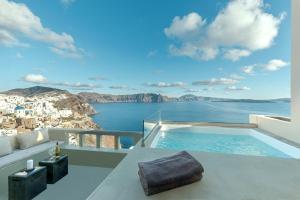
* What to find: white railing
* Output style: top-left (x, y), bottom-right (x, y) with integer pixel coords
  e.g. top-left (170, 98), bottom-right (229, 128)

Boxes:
top-left (48, 128), bottom-right (143, 150)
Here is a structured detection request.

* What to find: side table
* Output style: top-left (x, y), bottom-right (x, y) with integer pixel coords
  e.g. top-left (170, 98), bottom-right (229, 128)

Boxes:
top-left (39, 155), bottom-right (68, 184)
top-left (8, 166), bottom-right (47, 200)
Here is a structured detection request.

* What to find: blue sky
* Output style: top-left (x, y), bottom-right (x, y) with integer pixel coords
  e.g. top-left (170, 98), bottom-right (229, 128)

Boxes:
top-left (0, 0), bottom-right (291, 99)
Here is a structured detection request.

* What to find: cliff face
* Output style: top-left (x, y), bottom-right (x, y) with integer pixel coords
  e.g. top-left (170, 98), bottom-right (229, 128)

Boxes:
top-left (79, 92), bottom-right (291, 104)
top-left (54, 94), bottom-right (96, 115)
top-left (79, 93), bottom-right (173, 103)
top-left (2, 86), bottom-right (291, 105)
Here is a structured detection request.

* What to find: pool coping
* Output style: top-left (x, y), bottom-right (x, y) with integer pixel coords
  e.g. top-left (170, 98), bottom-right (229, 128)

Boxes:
top-left (144, 121), bottom-right (259, 147)
top-left (159, 121), bottom-right (258, 128)
top-left (255, 128), bottom-right (300, 148)
top-left (146, 122), bottom-right (300, 159)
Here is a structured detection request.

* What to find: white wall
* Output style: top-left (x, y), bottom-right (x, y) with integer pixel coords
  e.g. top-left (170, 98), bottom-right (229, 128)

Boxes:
top-left (291, 0), bottom-right (300, 129)
top-left (250, 0), bottom-right (300, 143)
top-left (250, 115), bottom-right (300, 143)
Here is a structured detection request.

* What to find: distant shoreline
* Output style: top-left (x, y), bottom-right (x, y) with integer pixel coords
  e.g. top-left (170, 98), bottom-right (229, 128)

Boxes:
top-left (79, 92), bottom-right (290, 104)
top-left (89, 100), bottom-right (291, 104)
top-left (1, 86), bottom-right (290, 104)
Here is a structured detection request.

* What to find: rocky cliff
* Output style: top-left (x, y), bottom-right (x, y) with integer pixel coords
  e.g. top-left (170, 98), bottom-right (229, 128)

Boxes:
top-left (78, 92), bottom-right (173, 103)
top-left (2, 86), bottom-right (290, 105)
top-left (54, 94), bottom-right (96, 115)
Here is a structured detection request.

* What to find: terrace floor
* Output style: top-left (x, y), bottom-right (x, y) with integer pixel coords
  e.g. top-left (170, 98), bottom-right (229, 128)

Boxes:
top-left (34, 165), bottom-right (112, 200)
top-left (88, 147), bottom-right (300, 200)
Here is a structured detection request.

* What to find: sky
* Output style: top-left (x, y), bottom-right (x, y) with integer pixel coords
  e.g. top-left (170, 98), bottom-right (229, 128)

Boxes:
top-left (0, 0), bottom-right (291, 99)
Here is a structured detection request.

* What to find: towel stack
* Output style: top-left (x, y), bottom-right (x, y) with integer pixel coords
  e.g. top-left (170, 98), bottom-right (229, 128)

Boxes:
top-left (138, 151), bottom-right (204, 196)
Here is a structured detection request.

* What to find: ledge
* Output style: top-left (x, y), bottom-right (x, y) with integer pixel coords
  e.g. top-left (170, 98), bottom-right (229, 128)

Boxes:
top-left (250, 114), bottom-right (300, 145)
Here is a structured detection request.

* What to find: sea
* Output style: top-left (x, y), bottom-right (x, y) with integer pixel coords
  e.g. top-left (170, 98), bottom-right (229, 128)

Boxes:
top-left (91, 101), bottom-right (290, 132)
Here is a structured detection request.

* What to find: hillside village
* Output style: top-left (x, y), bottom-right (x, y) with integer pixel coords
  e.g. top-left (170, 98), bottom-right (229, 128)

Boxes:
top-left (0, 90), bottom-right (97, 136)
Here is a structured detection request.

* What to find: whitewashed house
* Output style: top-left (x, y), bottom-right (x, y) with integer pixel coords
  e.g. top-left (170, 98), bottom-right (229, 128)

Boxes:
top-left (14, 106), bottom-right (26, 118)
top-left (59, 109), bottom-right (73, 118)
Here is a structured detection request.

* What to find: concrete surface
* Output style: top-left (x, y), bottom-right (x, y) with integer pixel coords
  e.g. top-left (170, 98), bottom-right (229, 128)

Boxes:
top-left (34, 165), bottom-right (112, 200)
top-left (88, 147), bottom-right (300, 200)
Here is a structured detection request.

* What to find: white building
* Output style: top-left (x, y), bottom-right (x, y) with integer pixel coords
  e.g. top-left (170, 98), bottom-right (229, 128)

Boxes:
top-left (0, 129), bottom-right (17, 136)
top-left (7, 96), bottom-right (24, 105)
top-left (14, 106), bottom-right (26, 118)
top-left (59, 109), bottom-right (73, 118)
top-left (7, 104), bottom-right (16, 114)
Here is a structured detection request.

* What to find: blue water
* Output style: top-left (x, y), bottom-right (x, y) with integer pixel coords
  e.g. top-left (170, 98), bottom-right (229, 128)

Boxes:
top-left (154, 127), bottom-right (290, 158)
top-left (92, 101), bottom-right (290, 131)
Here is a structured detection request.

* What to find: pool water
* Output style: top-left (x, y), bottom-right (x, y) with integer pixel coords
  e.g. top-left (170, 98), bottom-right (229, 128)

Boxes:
top-left (152, 126), bottom-right (300, 158)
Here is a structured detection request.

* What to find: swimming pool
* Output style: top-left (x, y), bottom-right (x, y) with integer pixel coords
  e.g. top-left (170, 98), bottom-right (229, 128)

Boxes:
top-left (151, 125), bottom-right (300, 158)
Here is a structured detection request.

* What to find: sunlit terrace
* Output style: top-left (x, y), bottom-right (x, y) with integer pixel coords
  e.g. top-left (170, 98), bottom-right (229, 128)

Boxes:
top-left (1, 116), bottom-right (300, 200)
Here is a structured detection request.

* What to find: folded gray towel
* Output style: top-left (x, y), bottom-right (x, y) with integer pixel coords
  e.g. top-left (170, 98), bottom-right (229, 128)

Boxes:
top-left (138, 151), bottom-right (204, 196)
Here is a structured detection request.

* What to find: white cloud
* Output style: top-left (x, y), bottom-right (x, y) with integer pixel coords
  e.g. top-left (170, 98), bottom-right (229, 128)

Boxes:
top-left (23, 74), bottom-right (48, 84)
top-left (225, 86), bottom-right (251, 91)
top-left (263, 59), bottom-right (289, 71)
top-left (145, 82), bottom-right (185, 88)
top-left (22, 74), bottom-right (99, 90)
top-left (109, 85), bottom-right (127, 89)
top-left (0, 29), bottom-right (28, 47)
top-left (53, 82), bottom-right (100, 90)
top-left (190, 74), bottom-right (243, 89)
top-left (229, 74), bottom-right (245, 80)
top-left (169, 43), bottom-right (218, 61)
top-left (223, 49), bottom-right (251, 61)
top-left (192, 78), bottom-right (238, 86)
top-left (50, 47), bottom-right (83, 59)
top-left (0, 0), bottom-right (82, 58)
top-left (185, 87), bottom-right (213, 93)
top-left (241, 59), bottom-right (289, 74)
top-left (207, 0), bottom-right (284, 51)
top-left (165, 0), bottom-right (286, 61)
top-left (88, 76), bottom-right (107, 81)
top-left (242, 65), bottom-right (255, 74)
top-left (164, 12), bottom-right (206, 39)
top-left (184, 88), bottom-right (203, 93)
